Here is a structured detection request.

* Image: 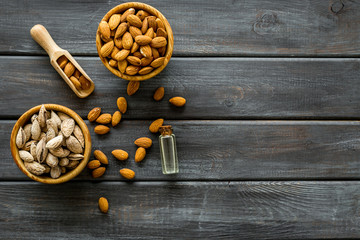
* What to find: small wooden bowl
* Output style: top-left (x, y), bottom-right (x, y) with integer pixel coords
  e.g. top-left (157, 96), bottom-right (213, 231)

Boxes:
top-left (10, 104), bottom-right (91, 184)
top-left (96, 2), bottom-right (174, 81)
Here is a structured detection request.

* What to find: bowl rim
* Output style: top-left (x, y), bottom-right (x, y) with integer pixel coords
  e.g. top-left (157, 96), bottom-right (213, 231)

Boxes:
top-left (96, 2), bottom-right (174, 81)
top-left (10, 104), bottom-right (91, 184)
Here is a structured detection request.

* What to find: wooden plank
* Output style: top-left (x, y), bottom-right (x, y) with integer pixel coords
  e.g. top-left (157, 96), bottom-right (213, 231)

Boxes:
top-left (1, 56), bottom-right (360, 119)
top-left (2, 120), bottom-right (360, 180)
top-left (1, 0), bottom-right (360, 56)
top-left (0, 181), bottom-right (359, 239)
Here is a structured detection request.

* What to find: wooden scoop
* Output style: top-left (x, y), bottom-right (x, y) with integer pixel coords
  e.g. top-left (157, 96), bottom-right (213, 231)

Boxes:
top-left (30, 24), bottom-right (94, 98)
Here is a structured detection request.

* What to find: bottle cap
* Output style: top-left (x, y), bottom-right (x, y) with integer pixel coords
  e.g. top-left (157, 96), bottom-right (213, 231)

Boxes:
top-left (159, 125), bottom-right (173, 136)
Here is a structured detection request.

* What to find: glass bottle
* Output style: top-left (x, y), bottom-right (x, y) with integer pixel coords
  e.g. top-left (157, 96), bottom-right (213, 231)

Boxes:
top-left (159, 125), bottom-right (179, 174)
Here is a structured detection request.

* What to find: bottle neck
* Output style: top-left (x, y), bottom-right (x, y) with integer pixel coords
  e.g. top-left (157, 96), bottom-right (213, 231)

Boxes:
top-left (159, 125), bottom-right (173, 136)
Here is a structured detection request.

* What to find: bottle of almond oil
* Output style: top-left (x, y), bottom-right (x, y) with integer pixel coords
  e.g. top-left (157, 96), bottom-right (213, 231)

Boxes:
top-left (159, 125), bottom-right (178, 174)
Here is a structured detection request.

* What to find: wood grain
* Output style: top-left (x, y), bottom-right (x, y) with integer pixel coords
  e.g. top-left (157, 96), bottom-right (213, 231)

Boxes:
top-left (1, 0), bottom-right (360, 56)
top-left (0, 181), bottom-right (359, 239)
top-left (1, 56), bottom-right (360, 119)
top-left (2, 120), bottom-right (360, 181)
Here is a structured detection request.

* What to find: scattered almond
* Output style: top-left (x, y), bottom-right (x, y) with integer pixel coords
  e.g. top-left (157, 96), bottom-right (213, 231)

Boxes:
top-left (134, 137), bottom-right (152, 148)
top-left (112, 111), bottom-right (122, 127)
top-left (92, 167), bottom-right (106, 178)
top-left (127, 81), bottom-right (140, 96)
top-left (153, 87), bottom-right (165, 101)
top-left (149, 118), bottom-right (164, 133)
top-left (94, 150), bottom-right (108, 165)
top-left (169, 97), bottom-right (186, 107)
top-left (112, 149), bottom-right (129, 161)
top-left (117, 97), bottom-right (127, 114)
top-left (98, 197), bottom-right (109, 213)
top-left (96, 113), bottom-right (112, 124)
top-left (94, 125), bottom-right (110, 135)
top-left (87, 160), bottom-right (101, 169)
top-left (135, 147), bottom-right (146, 162)
top-left (119, 168), bottom-right (135, 179)
top-left (88, 107), bottom-right (101, 122)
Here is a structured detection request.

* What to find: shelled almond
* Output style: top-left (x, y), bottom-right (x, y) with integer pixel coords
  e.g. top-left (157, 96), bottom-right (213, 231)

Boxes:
top-left (98, 8), bottom-right (169, 76)
top-left (57, 56), bottom-right (91, 91)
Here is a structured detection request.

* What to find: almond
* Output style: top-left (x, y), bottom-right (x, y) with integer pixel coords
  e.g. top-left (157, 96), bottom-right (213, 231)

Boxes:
top-left (141, 17), bottom-right (148, 34)
top-left (129, 26), bottom-right (142, 38)
top-left (57, 56), bottom-right (68, 69)
top-left (100, 40), bottom-right (114, 57)
top-left (92, 167), bottom-right (106, 178)
top-left (109, 59), bottom-right (118, 68)
top-left (118, 60), bottom-right (128, 73)
top-left (144, 27), bottom-right (154, 38)
top-left (127, 81), bottom-right (140, 96)
top-left (64, 62), bottom-right (75, 78)
top-left (140, 45), bottom-right (152, 58)
top-left (133, 51), bottom-right (143, 59)
top-left (153, 87), bottom-right (165, 101)
top-left (112, 111), bottom-right (122, 127)
top-left (112, 149), bottom-right (129, 161)
top-left (70, 76), bottom-right (82, 90)
top-left (156, 18), bottom-right (165, 30)
top-left (140, 57), bottom-right (153, 67)
top-left (158, 46), bottom-right (166, 56)
top-left (151, 48), bottom-right (160, 59)
top-left (16, 127), bottom-right (26, 149)
top-left (150, 37), bottom-right (167, 48)
top-left (135, 147), bottom-right (146, 162)
top-left (87, 160), bottom-right (101, 169)
top-left (149, 118), bottom-right (164, 133)
top-left (148, 16), bottom-right (157, 31)
top-left (130, 42), bottom-right (139, 54)
top-left (88, 107), bottom-right (101, 122)
top-left (114, 37), bottom-right (123, 49)
top-left (127, 14), bottom-right (142, 28)
top-left (127, 56), bottom-right (141, 66)
top-left (79, 75), bottom-right (91, 90)
top-left (111, 46), bottom-right (120, 59)
top-left (119, 168), bottom-right (135, 179)
top-left (115, 22), bottom-right (128, 38)
top-left (169, 96), bottom-right (186, 107)
top-left (122, 32), bottom-right (133, 50)
top-left (114, 49), bottom-right (130, 61)
top-left (136, 10), bottom-right (150, 20)
top-left (95, 113), bottom-right (112, 124)
top-left (126, 65), bottom-right (140, 75)
top-left (73, 69), bottom-right (81, 79)
top-left (135, 35), bottom-right (152, 46)
top-left (156, 28), bottom-right (167, 39)
top-left (138, 67), bottom-right (153, 75)
top-left (150, 57), bottom-right (165, 68)
top-left (117, 97), bottom-right (127, 114)
top-left (98, 197), bottom-right (109, 213)
top-left (94, 150), bottom-right (108, 165)
top-left (120, 8), bottom-right (135, 22)
top-left (109, 14), bottom-right (121, 30)
top-left (134, 137), bottom-right (152, 148)
top-left (99, 21), bottom-right (111, 41)
top-left (94, 125), bottom-right (110, 135)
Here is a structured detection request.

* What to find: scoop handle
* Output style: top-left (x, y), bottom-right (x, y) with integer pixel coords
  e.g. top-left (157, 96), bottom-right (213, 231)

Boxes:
top-left (30, 24), bottom-right (63, 59)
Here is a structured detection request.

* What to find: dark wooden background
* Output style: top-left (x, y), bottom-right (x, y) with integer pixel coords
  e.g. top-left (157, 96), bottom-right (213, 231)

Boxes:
top-left (1, 0), bottom-right (360, 239)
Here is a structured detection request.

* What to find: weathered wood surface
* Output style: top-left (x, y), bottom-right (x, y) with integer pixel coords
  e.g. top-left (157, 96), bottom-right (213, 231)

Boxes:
top-left (1, 56), bottom-right (360, 119)
top-left (0, 181), bottom-right (359, 239)
top-left (1, 0), bottom-right (360, 56)
top-left (2, 120), bottom-right (360, 180)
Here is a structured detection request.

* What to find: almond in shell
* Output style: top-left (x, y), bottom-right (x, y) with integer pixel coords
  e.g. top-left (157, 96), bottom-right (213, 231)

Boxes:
top-left (73, 125), bottom-right (85, 148)
top-left (66, 136), bottom-right (83, 154)
top-left (61, 118), bottom-right (75, 138)
top-left (16, 127), bottom-right (26, 149)
top-left (25, 161), bottom-right (46, 175)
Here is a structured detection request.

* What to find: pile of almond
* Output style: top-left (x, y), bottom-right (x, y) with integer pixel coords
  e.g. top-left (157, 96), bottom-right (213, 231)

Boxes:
top-left (16, 105), bottom-right (85, 178)
top-left (57, 56), bottom-right (91, 91)
top-left (98, 8), bottom-right (168, 76)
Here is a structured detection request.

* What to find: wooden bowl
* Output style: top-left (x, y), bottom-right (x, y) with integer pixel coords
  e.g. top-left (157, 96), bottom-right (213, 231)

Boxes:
top-left (10, 104), bottom-right (91, 184)
top-left (96, 2), bottom-right (174, 81)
